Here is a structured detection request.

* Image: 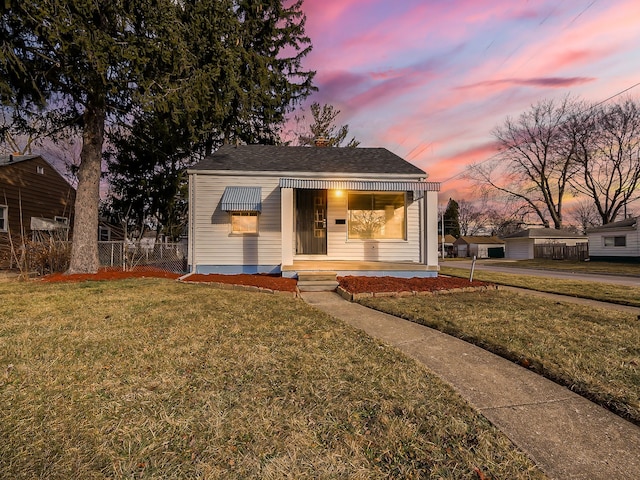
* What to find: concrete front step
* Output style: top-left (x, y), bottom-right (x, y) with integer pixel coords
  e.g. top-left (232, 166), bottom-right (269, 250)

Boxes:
top-left (297, 271), bottom-right (339, 292)
top-left (297, 282), bottom-right (340, 292)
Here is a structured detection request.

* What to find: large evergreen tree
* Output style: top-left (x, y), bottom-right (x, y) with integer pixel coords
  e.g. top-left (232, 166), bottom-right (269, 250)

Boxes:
top-left (443, 198), bottom-right (461, 238)
top-left (0, 0), bottom-right (187, 273)
top-left (105, 0), bottom-right (316, 237)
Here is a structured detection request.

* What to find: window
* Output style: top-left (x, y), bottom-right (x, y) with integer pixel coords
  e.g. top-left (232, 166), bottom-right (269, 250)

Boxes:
top-left (36, 166), bottom-right (44, 174)
top-left (0, 205), bottom-right (7, 232)
top-left (99, 226), bottom-right (111, 241)
top-left (604, 236), bottom-right (626, 247)
top-left (54, 216), bottom-right (68, 225)
top-left (230, 211), bottom-right (258, 234)
top-left (348, 192), bottom-right (406, 239)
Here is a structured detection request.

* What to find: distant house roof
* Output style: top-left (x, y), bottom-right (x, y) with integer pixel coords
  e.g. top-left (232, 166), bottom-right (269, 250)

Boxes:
top-left (190, 144), bottom-right (427, 176)
top-left (438, 234), bottom-right (456, 244)
top-left (503, 228), bottom-right (585, 239)
top-left (454, 236), bottom-right (504, 245)
top-left (0, 154), bottom-right (41, 167)
top-left (587, 217), bottom-right (638, 233)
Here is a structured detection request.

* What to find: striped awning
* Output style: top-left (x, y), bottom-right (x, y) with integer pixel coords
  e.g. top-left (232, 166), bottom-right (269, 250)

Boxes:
top-left (279, 178), bottom-right (440, 191)
top-left (220, 186), bottom-right (262, 212)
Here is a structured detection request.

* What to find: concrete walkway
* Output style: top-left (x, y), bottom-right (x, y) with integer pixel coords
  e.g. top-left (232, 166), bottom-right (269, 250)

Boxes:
top-left (301, 291), bottom-right (640, 480)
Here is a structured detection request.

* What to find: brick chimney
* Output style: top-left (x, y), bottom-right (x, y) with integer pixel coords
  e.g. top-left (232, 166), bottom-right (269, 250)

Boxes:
top-left (314, 136), bottom-right (330, 147)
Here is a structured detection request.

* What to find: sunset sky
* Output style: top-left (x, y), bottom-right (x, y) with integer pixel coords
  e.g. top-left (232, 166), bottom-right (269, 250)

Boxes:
top-left (297, 0), bottom-right (640, 202)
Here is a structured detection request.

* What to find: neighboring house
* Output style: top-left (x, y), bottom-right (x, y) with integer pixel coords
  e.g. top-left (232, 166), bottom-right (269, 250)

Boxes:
top-left (587, 217), bottom-right (640, 262)
top-left (0, 154), bottom-right (75, 265)
top-left (438, 234), bottom-right (456, 258)
top-left (187, 144), bottom-right (440, 277)
top-left (454, 236), bottom-right (505, 258)
top-left (503, 228), bottom-right (587, 260)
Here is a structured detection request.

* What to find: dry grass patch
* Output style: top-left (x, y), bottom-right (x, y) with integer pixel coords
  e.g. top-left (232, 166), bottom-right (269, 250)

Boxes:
top-left (0, 279), bottom-right (545, 479)
top-left (488, 259), bottom-right (640, 276)
top-left (358, 290), bottom-right (640, 425)
top-left (441, 266), bottom-right (640, 307)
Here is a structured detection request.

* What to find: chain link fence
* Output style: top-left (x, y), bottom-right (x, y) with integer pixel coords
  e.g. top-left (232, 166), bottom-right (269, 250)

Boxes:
top-left (98, 241), bottom-right (188, 273)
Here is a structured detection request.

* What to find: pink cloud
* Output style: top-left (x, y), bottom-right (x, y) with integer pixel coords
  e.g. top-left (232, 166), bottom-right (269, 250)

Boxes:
top-left (458, 76), bottom-right (595, 90)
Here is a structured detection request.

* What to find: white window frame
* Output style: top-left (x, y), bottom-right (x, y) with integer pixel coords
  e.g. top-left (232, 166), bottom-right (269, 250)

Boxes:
top-left (347, 191), bottom-right (407, 240)
top-left (54, 216), bottom-right (68, 225)
top-left (36, 165), bottom-right (45, 174)
top-left (0, 205), bottom-right (7, 232)
top-left (603, 235), bottom-right (626, 247)
top-left (230, 211), bottom-right (259, 235)
top-left (98, 226), bottom-right (111, 241)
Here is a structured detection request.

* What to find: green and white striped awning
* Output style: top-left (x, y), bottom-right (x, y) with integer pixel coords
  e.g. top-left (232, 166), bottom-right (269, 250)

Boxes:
top-left (279, 178), bottom-right (440, 191)
top-left (220, 186), bottom-right (262, 212)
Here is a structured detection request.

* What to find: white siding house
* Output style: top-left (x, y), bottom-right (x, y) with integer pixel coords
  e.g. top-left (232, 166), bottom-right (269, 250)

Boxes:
top-left (587, 217), bottom-right (640, 261)
top-left (503, 228), bottom-right (587, 260)
top-left (187, 145), bottom-right (441, 277)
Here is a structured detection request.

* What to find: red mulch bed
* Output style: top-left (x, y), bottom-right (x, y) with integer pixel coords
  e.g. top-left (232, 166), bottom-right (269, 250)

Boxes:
top-left (40, 267), bottom-right (298, 292)
top-left (40, 268), bottom-right (488, 295)
top-left (41, 266), bottom-right (182, 283)
top-left (338, 275), bottom-right (490, 294)
top-left (184, 273), bottom-right (298, 292)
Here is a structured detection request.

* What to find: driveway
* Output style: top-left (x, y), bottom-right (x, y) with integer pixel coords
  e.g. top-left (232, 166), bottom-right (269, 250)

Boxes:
top-left (440, 259), bottom-right (640, 287)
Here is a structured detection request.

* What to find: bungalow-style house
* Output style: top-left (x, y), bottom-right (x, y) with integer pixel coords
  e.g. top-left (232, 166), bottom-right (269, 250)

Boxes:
top-left (187, 145), bottom-right (440, 277)
top-left (454, 236), bottom-right (505, 258)
top-left (503, 228), bottom-right (588, 260)
top-left (587, 217), bottom-right (640, 262)
top-left (1, 154), bottom-right (75, 266)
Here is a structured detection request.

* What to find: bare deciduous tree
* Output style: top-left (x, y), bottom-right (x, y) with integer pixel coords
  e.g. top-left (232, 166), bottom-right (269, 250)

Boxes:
top-left (467, 97), bottom-right (580, 229)
top-left (568, 98), bottom-right (640, 224)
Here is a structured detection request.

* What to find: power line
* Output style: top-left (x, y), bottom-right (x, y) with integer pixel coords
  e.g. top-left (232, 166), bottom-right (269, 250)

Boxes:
top-left (437, 80), bottom-right (640, 185)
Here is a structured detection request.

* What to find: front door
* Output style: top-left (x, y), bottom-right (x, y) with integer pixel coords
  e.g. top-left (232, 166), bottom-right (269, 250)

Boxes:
top-left (296, 189), bottom-right (327, 255)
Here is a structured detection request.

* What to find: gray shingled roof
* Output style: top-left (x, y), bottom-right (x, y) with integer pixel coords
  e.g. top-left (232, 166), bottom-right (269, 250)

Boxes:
top-left (190, 145), bottom-right (426, 175)
top-left (503, 228), bottom-right (585, 239)
top-left (587, 217), bottom-right (638, 232)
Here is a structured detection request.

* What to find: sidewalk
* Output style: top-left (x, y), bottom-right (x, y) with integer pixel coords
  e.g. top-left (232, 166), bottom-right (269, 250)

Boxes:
top-left (301, 291), bottom-right (640, 480)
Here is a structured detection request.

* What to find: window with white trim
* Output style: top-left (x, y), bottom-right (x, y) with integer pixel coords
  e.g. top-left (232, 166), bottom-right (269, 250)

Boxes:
top-left (0, 205), bottom-right (7, 232)
top-left (99, 226), bottom-right (111, 241)
top-left (230, 211), bottom-right (259, 234)
top-left (54, 216), bottom-right (68, 225)
top-left (604, 235), bottom-right (626, 247)
top-left (348, 192), bottom-right (406, 240)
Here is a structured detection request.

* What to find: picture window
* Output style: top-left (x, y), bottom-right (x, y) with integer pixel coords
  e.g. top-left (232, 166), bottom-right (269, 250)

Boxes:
top-left (347, 192), bottom-right (406, 240)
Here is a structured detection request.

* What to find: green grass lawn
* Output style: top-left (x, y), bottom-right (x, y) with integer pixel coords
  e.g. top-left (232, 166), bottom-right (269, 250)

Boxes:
top-left (440, 266), bottom-right (640, 307)
top-left (0, 279), bottom-right (545, 479)
top-left (358, 290), bottom-right (640, 426)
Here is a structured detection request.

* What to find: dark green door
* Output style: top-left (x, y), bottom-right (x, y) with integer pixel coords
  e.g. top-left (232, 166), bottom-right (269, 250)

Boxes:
top-left (296, 189), bottom-right (327, 255)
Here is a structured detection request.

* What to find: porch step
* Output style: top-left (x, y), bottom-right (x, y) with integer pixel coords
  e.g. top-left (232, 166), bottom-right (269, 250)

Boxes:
top-left (297, 271), bottom-right (339, 292)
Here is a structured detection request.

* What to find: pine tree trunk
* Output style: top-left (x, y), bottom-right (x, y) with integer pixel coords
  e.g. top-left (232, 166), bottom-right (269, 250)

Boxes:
top-left (67, 103), bottom-right (105, 274)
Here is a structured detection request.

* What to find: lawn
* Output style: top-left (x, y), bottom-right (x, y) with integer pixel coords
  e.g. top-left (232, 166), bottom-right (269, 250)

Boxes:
top-left (440, 266), bottom-right (640, 307)
top-left (357, 289), bottom-right (640, 426)
top-left (0, 279), bottom-right (545, 479)
top-left (487, 259), bottom-right (640, 276)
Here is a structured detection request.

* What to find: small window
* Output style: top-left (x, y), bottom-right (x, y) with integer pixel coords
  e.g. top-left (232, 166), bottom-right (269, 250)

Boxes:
top-left (99, 226), bottom-right (111, 241)
top-left (0, 205), bottom-right (7, 232)
top-left (36, 166), bottom-right (45, 174)
top-left (54, 216), bottom-right (68, 225)
top-left (230, 211), bottom-right (258, 234)
top-left (604, 236), bottom-right (626, 247)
